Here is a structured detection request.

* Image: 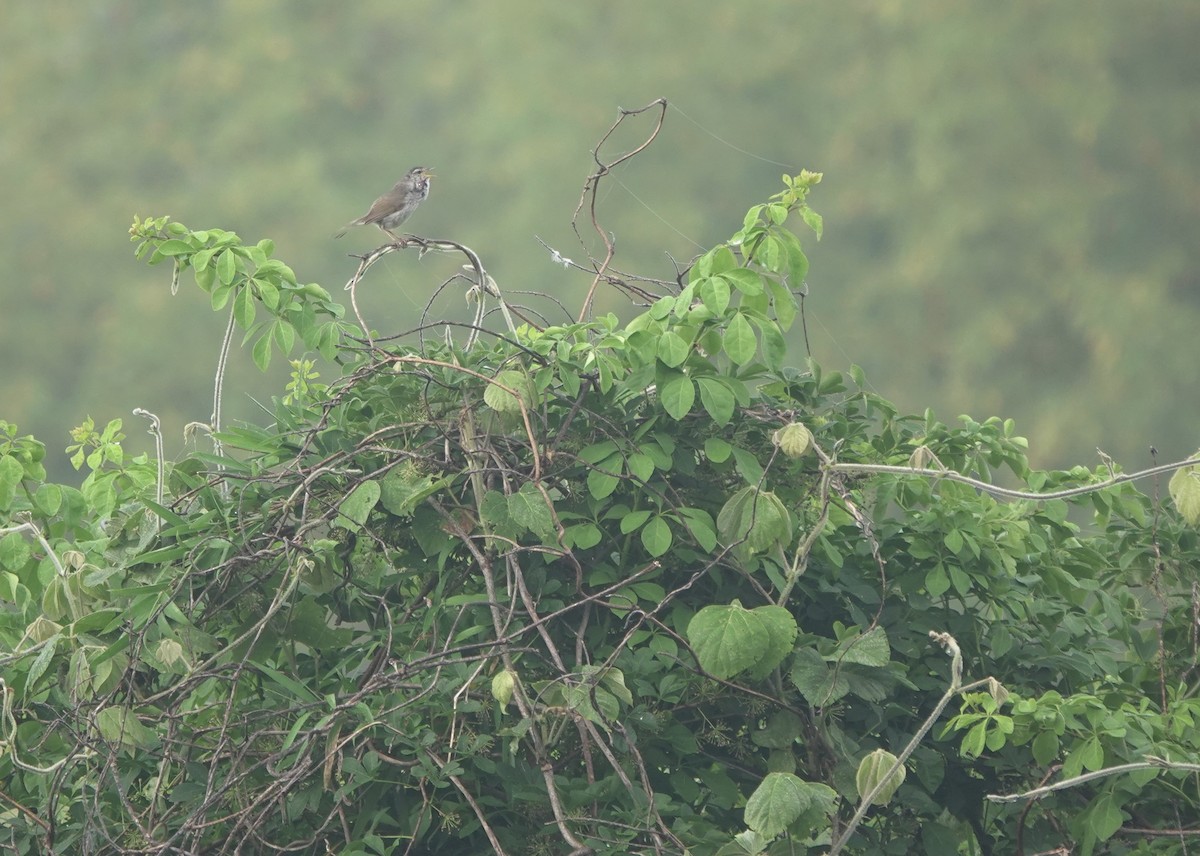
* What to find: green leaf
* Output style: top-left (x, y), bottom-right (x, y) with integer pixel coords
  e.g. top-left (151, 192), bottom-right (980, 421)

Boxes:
top-left (723, 268), bottom-right (764, 296)
top-left (925, 564), bottom-right (950, 596)
top-left (1169, 456), bottom-right (1200, 525)
top-left (856, 748), bottom-right (906, 806)
top-left (659, 373), bottom-right (696, 420)
top-left (155, 239), bottom-right (194, 257)
top-left (1086, 792), bottom-right (1125, 842)
top-left (678, 507), bottom-right (718, 551)
top-left (626, 452), bottom-right (655, 482)
top-left (270, 320), bottom-right (295, 354)
top-left (234, 284), bottom-right (256, 330)
top-left (744, 772), bottom-right (811, 838)
top-left (640, 516), bottom-right (672, 558)
top-left (1031, 730), bottom-right (1059, 765)
top-left (767, 277), bottom-right (798, 330)
top-left (216, 248), bottom-right (237, 285)
top-left (484, 369), bottom-right (532, 413)
top-left (772, 422), bottom-right (812, 459)
top-left (24, 632), bottom-right (60, 697)
top-left (334, 480), bottom-right (381, 532)
top-left (34, 483), bottom-right (63, 516)
top-left (656, 330), bottom-right (691, 368)
top-left (587, 453), bottom-right (622, 500)
top-left (697, 377), bottom-right (735, 426)
top-left (379, 468), bottom-right (446, 518)
top-left (491, 669), bottom-right (517, 709)
top-left (687, 601), bottom-right (769, 679)
top-left (620, 509), bottom-right (653, 534)
top-left (95, 706), bottom-right (160, 749)
top-left (833, 626), bottom-right (890, 667)
top-left (790, 647), bottom-right (849, 705)
top-left (0, 531), bottom-right (31, 571)
top-left (802, 207), bottom-right (823, 239)
top-left (755, 318), bottom-right (786, 370)
top-left (252, 332), bottom-right (272, 371)
top-left (0, 454), bottom-right (23, 510)
top-left (256, 279), bottom-right (280, 310)
top-left (747, 605), bottom-right (799, 677)
top-left (705, 437), bottom-right (732, 463)
top-left (723, 312), bottom-right (757, 366)
top-left (565, 523), bottom-right (602, 550)
top-left (508, 482), bottom-right (554, 536)
top-left (699, 275), bottom-right (731, 315)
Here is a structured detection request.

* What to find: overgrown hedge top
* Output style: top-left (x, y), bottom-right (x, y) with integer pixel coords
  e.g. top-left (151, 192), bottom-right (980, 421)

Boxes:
top-left (1, 150), bottom-right (1198, 856)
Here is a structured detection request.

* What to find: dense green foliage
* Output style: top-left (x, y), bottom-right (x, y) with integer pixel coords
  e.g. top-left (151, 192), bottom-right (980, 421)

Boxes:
top-left (4, 2), bottom-right (1200, 473)
top-left (1, 173), bottom-right (1199, 855)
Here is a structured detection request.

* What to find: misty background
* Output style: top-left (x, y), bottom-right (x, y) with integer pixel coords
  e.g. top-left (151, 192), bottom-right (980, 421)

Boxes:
top-left (2, 1), bottom-right (1197, 480)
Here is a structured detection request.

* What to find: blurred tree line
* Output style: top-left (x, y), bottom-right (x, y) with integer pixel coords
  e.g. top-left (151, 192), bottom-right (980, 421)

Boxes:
top-left (1, 0), bottom-right (1197, 479)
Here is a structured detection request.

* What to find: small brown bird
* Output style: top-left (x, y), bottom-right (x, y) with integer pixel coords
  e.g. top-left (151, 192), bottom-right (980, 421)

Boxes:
top-left (334, 166), bottom-right (434, 242)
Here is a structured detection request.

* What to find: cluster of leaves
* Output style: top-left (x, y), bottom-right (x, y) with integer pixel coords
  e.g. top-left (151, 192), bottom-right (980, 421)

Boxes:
top-left (1, 175), bottom-right (1198, 855)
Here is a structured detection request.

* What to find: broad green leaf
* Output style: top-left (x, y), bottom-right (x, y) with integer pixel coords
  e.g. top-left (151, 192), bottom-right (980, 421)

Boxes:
top-left (626, 452), bottom-right (655, 482)
top-left (491, 669), bottom-right (517, 709)
top-left (24, 632), bottom-right (60, 697)
top-left (216, 248), bottom-right (237, 285)
top-left (699, 275), bottom-right (731, 315)
top-left (767, 277), bottom-right (798, 330)
top-left (154, 239), bottom-right (194, 257)
top-left (334, 480), bottom-right (380, 532)
top-left (620, 509), bottom-right (653, 534)
top-left (659, 373), bottom-right (696, 420)
top-left (251, 332), bottom-right (272, 371)
top-left (752, 710), bottom-right (805, 749)
top-left (925, 564), bottom-right (950, 596)
top-left (723, 312), bottom-right (757, 366)
top-left (272, 318), bottom-right (295, 353)
top-left (1086, 792), bottom-right (1125, 842)
top-left (640, 516), bottom-right (672, 558)
top-left (1031, 730), bottom-right (1059, 765)
top-left (587, 453), bottom-right (622, 499)
top-left (234, 284), bottom-right (256, 330)
top-left (856, 748), bottom-right (906, 806)
top-left (34, 483), bottom-right (63, 516)
top-left (747, 606), bottom-right (799, 678)
top-left (0, 454), bottom-right (23, 510)
top-left (744, 772), bottom-right (811, 838)
top-left (723, 268), bottom-right (764, 296)
top-left (802, 207), bottom-right (823, 238)
top-left (687, 601), bottom-right (769, 679)
top-left (832, 626), bottom-right (890, 667)
top-left (508, 483), bottom-right (554, 536)
top-left (256, 279), bottom-right (280, 310)
top-left (697, 377), bottom-right (735, 426)
top-left (1168, 456), bottom-right (1200, 525)
top-left (0, 531), bottom-right (31, 571)
top-left (379, 468), bottom-right (445, 518)
top-left (677, 507), bottom-right (718, 552)
top-left (705, 437), bottom-right (732, 463)
top-left (772, 422), bottom-right (812, 459)
top-left (96, 706), bottom-right (160, 749)
top-left (790, 647), bottom-right (849, 705)
top-left (716, 486), bottom-right (791, 553)
top-left (755, 318), bottom-right (787, 370)
top-left (656, 330), bottom-right (691, 368)
top-left (484, 369), bottom-right (532, 413)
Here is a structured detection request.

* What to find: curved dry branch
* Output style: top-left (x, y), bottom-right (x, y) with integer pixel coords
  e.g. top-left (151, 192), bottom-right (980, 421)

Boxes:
top-left (572, 98), bottom-right (669, 320)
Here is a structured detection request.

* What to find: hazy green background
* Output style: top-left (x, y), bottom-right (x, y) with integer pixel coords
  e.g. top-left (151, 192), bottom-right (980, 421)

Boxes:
top-left (3, 1), bottom-right (1197, 479)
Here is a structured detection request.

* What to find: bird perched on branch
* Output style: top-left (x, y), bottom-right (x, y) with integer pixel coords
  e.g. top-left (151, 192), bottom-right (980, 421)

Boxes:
top-left (334, 166), bottom-right (434, 242)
